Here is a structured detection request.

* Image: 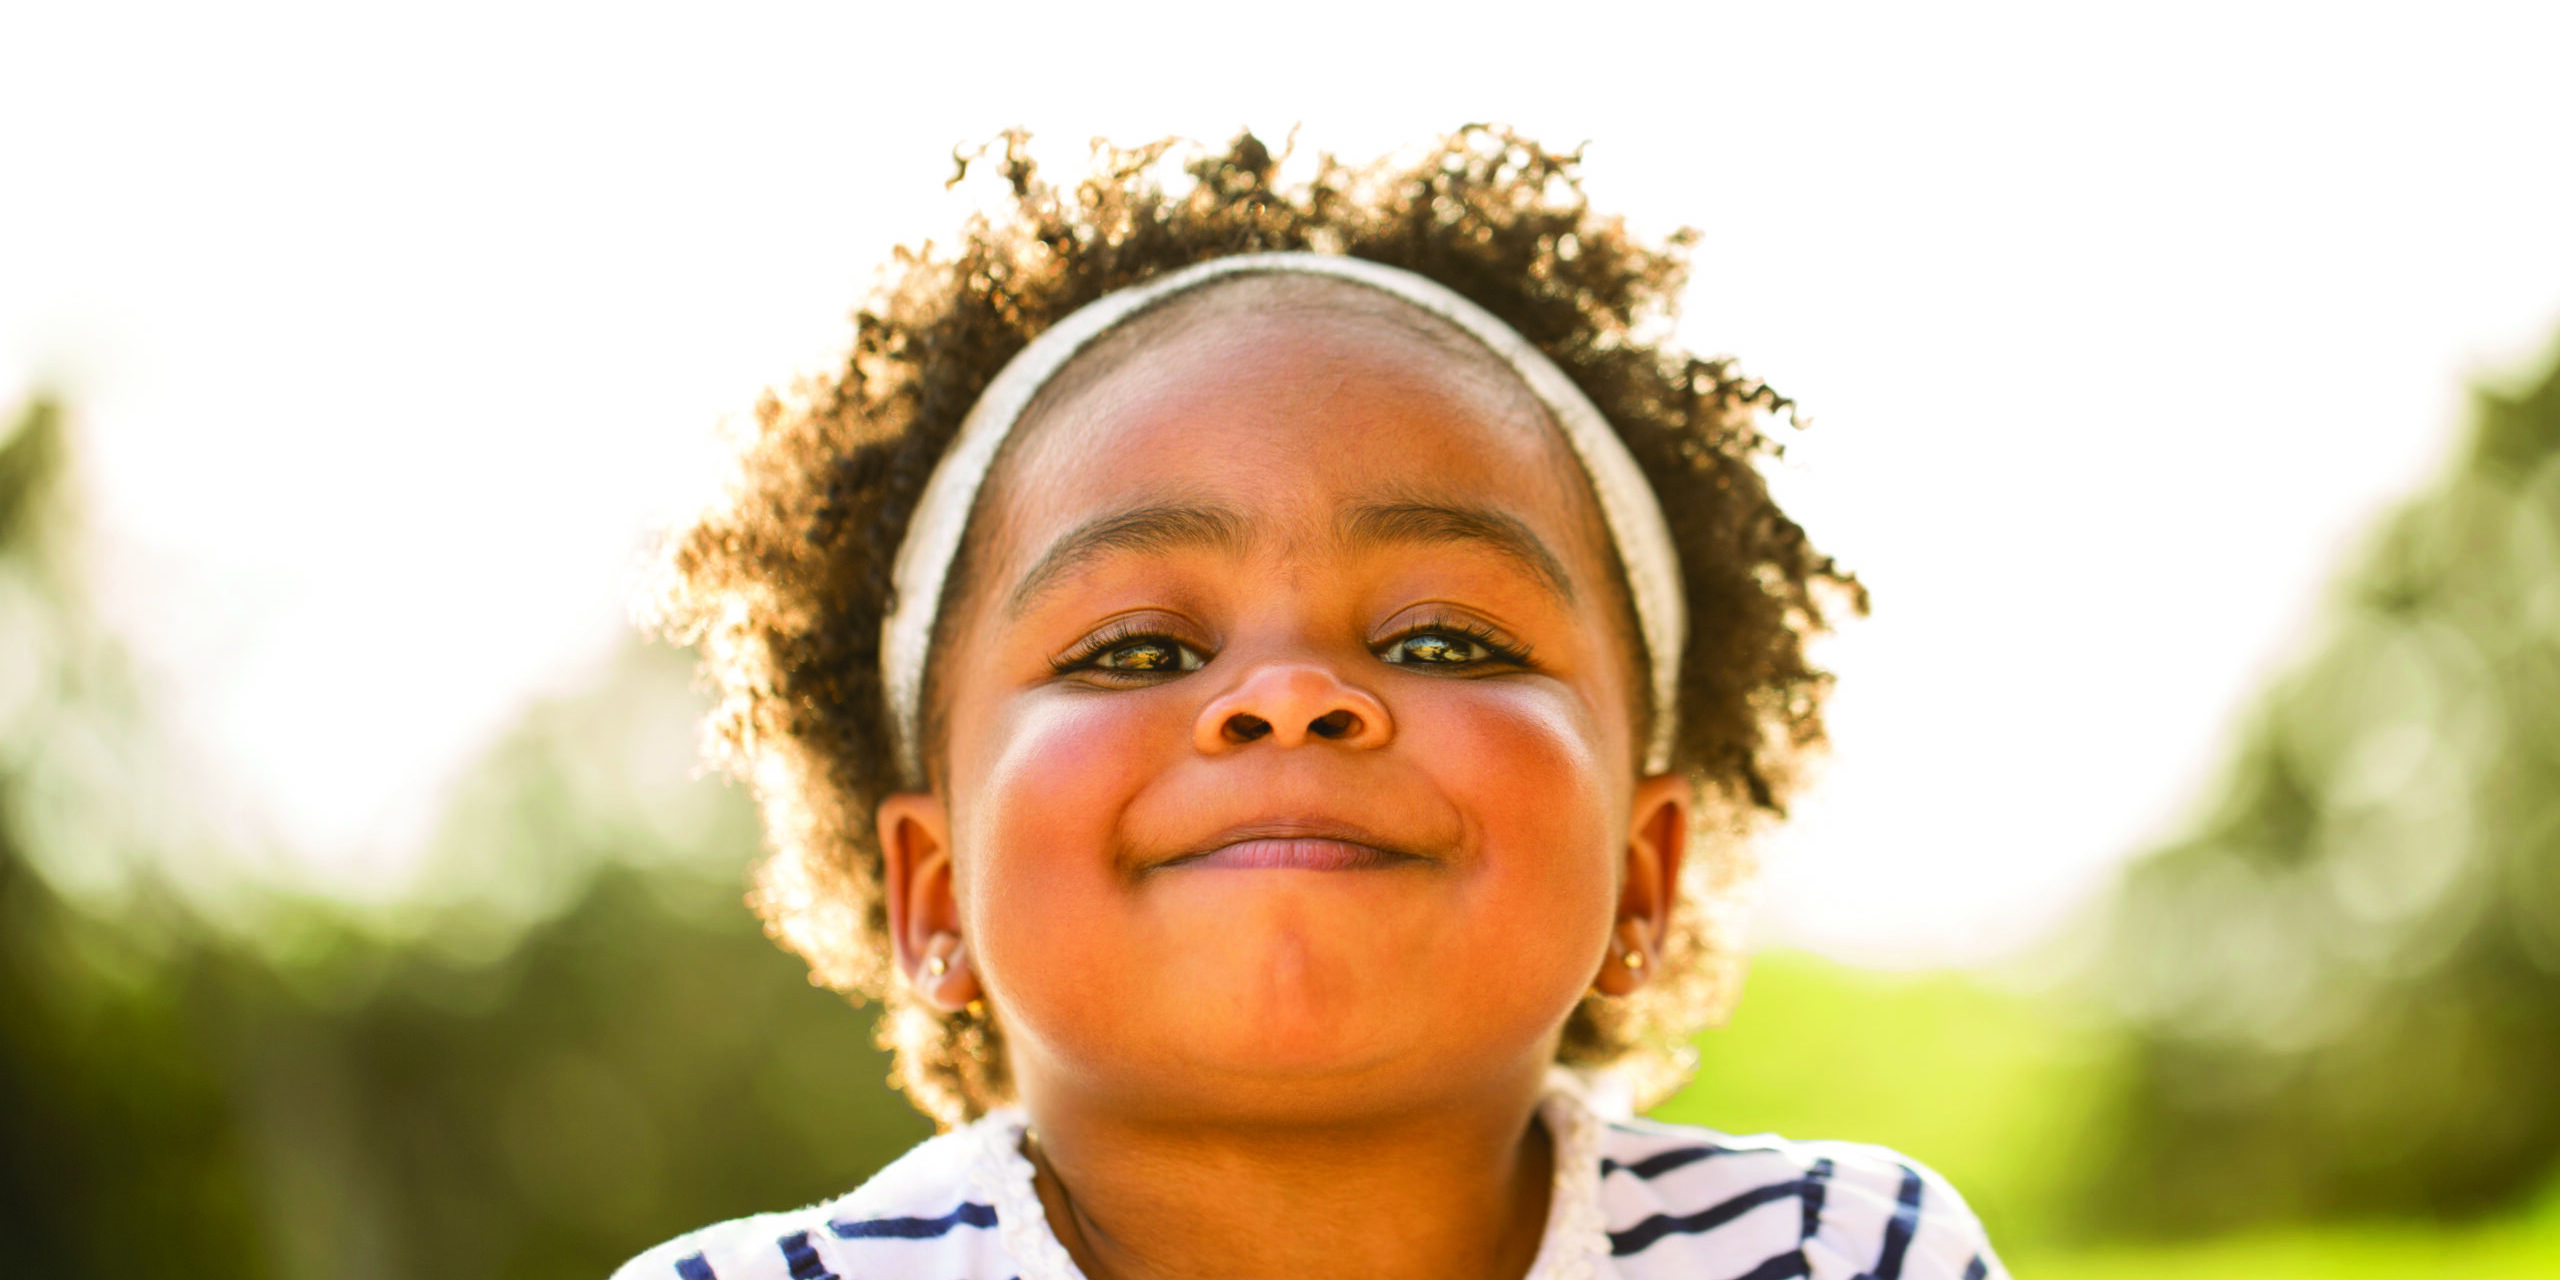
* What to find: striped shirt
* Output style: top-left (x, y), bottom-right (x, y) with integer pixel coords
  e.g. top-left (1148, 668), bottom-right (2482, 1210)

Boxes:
top-left (612, 1077), bottom-right (2006, 1280)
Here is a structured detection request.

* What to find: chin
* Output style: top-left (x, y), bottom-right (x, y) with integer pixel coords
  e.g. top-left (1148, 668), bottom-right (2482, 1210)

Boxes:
top-left (1071, 978), bottom-right (1578, 1123)
top-left (992, 899), bottom-right (1595, 1119)
top-left (1157, 1021), bottom-right (1567, 1127)
top-left (1152, 945), bottom-right (1417, 1082)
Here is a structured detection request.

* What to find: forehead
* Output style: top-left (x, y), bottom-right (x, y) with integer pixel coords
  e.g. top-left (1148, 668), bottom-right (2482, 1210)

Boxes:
top-left (982, 275), bottom-right (1605, 559)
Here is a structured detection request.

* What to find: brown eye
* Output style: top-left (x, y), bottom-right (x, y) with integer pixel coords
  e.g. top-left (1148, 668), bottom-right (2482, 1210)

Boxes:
top-left (1092, 637), bottom-right (1204, 673)
top-left (1382, 633), bottom-right (1490, 665)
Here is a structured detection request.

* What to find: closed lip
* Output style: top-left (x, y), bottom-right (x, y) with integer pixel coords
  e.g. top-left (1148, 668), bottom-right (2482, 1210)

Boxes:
top-left (1158, 820), bottom-right (1428, 872)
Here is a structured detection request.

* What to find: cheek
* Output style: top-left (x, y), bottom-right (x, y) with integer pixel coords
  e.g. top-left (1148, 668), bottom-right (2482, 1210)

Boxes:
top-left (939, 668), bottom-right (1631, 1090)
top-left (1428, 677), bottom-right (1619, 865)
top-left (1407, 678), bottom-right (1625, 1013)
top-left (946, 688), bottom-right (1184, 1007)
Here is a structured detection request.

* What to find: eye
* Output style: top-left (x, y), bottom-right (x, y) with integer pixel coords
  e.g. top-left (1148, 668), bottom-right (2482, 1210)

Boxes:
top-left (1381, 631), bottom-right (1493, 666)
top-left (1095, 637), bottom-right (1202, 672)
top-left (1065, 633), bottom-right (1207, 677)
top-left (1374, 613), bottom-right (1532, 670)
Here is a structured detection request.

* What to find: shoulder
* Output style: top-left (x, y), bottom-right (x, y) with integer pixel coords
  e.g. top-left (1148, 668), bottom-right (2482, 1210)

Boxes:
top-left (1594, 1115), bottom-right (2007, 1279)
top-left (607, 1123), bottom-right (1019, 1280)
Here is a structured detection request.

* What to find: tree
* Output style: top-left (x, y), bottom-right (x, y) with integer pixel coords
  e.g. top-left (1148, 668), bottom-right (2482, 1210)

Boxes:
top-left (2097, 343), bottom-right (2560, 1230)
top-left (0, 397), bottom-right (929, 1277)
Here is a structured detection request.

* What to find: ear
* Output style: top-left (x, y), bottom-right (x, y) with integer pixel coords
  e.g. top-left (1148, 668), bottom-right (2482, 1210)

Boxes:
top-left (877, 790), bottom-right (982, 1012)
top-left (1592, 771), bottom-right (1689, 997)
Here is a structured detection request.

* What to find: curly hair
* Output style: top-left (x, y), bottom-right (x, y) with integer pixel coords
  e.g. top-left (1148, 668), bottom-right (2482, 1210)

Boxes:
top-left (644, 126), bottom-right (1863, 1128)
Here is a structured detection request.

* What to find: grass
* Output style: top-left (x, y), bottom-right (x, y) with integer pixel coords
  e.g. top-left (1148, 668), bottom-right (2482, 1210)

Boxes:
top-left (1651, 950), bottom-right (2129, 1251)
top-left (1648, 951), bottom-right (2560, 1276)
top-left (2021, 1204), bottom-right (2560, 1279)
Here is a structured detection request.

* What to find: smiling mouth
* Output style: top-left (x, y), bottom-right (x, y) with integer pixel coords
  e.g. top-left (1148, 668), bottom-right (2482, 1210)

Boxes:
top-left (1172, 837), bottom-right (1418, 872)
top-left (1158, 823), bottom-right (1427, 872)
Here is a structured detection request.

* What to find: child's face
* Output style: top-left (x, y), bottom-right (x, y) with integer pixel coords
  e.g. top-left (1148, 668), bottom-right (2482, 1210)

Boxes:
top-left (885, 282), bottom-right (1681, 1119)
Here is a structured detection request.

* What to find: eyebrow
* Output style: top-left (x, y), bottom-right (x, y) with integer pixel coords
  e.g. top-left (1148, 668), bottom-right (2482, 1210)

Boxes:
top-left (1338, 499), bottom-right (1577, 603)
top-left (1005, 501), bottom-right (1252, 616)
top-left (1003, 495), bottom-right (1576, 617)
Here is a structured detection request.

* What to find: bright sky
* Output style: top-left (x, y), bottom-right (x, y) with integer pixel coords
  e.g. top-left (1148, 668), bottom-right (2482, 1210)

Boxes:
top-left (5, 2), bottom-right (2558, 967)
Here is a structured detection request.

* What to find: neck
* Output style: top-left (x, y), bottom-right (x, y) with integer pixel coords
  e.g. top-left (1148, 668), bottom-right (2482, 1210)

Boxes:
top-left (1017, 1070), bottom-right (1559, 1280)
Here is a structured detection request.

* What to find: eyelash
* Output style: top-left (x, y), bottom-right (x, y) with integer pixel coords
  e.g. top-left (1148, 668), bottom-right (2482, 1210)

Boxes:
top-left (1378, 615), bottom-right (1533, 669)
top-left (1051, 615), bottom-right (1532, 678)
top-left (1051, 620), bottom-right (1207, 679)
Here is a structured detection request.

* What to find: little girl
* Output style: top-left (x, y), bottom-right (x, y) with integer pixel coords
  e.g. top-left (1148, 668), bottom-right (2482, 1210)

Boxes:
top-left (621, 129), bottom-right (2004, 1280)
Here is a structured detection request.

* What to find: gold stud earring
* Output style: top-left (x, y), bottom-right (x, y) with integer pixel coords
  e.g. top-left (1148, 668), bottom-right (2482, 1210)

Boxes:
top-left (926, 954), bottom-right (950, 978)
top-left (1622, 949), bottom-right (1646, 971)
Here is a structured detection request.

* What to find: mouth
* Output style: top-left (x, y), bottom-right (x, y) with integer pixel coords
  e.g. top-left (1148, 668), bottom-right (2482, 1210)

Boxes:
top-left (1158, 821), bottom-right (1428, 872)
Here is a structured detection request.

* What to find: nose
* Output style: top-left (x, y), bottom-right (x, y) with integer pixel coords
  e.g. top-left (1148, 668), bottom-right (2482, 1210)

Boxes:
top-left (1193, 661), bottom-right (1394, 754)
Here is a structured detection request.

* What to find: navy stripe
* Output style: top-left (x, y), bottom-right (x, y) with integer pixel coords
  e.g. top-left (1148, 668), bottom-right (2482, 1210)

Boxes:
top-left (829, 1200), bottom-right (999, 1240)
top-left (1728, 1249), bottom-right (1813, 1280)
top-left (777, 1230), bottom-right (837, 1280)
top-left (1611, 1176), bottom-right (1814, 1257)
top-left (1867, 1165), bottom-right (1925, 1280)
top-left (1799, 1156), bottom-right (1833, 1243)
top-left (1962, 1256), bottom-right (1988, 1280)
top-left (673, 1254), bottom-right (716, 1280)
top-left (1600, 1145), bottom-right (1729, 1180)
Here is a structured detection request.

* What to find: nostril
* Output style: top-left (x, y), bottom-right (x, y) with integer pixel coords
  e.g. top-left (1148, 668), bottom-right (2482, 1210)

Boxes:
top-left (1309, 709), bottom-right (1358, 740)
top-left (1224, 713), bottom-right (1273, 744)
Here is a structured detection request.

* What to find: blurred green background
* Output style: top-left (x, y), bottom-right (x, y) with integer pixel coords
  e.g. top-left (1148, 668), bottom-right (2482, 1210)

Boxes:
top-left (7, 334), bottom-right (2560, 1277)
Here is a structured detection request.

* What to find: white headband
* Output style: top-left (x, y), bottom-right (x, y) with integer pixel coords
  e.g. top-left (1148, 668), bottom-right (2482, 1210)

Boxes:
top-left (881, 251), bottom-right (1687, 785)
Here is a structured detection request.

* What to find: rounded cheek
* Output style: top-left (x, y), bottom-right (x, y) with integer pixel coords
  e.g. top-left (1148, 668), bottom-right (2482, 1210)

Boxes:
top-left (1417, 681), bottom-right (1624, 1018)
top-left (947, 689), bottom-right (1182, 1038)
top-left (944, 673), bottom-right (1627, 1089)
